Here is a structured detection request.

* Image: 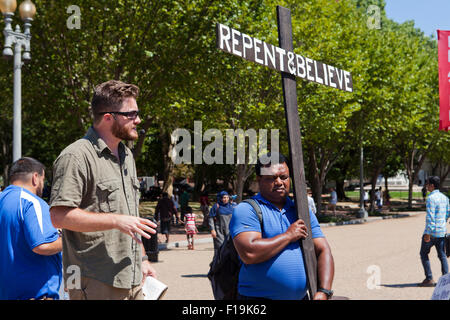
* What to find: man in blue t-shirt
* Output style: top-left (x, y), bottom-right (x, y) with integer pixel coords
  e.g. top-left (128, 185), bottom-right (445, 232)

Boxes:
top-left (0, 157), bottom-right (62, 300)
top-left (230, 153), bottom-right (334, 300)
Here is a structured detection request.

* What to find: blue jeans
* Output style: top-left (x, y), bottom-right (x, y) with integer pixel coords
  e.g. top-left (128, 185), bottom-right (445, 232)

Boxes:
top-left (420, 235), bottom-right (449, 280)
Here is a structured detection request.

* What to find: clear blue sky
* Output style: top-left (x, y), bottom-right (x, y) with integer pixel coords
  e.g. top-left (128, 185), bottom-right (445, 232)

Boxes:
top-left (385, 0), bottom-right (450, 38)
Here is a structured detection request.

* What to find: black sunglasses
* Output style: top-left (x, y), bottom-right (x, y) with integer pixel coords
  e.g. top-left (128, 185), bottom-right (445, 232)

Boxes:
top-left (98, 110), bottom-right (139, 120)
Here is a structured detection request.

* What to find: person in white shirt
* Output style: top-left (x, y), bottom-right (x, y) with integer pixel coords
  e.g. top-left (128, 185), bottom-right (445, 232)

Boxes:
top-left (307, 189), bottom-right (316, 215)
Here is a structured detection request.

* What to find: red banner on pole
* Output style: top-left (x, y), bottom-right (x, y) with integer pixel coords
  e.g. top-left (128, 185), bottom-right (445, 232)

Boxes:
top-left (438, 30), bottom-right (450, 131)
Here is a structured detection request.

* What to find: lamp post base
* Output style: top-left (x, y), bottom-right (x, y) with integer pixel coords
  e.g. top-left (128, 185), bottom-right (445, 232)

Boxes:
top-left (356, 208), bottom-right (368, 219)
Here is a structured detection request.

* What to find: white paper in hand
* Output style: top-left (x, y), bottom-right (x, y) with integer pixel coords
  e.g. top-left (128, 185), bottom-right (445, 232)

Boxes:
top-left (143, 276), bottom-right (168, 300)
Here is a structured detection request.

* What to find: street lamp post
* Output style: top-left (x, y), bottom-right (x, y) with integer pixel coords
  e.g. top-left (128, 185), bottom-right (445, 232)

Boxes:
top-left (1, 0), bottom-right (36, 162)
top-left (357, 138), bottom-right (368, 219)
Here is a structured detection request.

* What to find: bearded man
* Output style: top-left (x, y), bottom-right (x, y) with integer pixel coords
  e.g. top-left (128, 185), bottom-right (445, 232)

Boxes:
top-left (50, 80), bottom-right (157, 300)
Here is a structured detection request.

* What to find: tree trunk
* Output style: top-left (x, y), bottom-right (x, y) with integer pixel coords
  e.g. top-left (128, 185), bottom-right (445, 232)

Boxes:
top-left (436, 162), bottom-right (450, 189)
top-left (369, 173), bottom-right (378, 213)
top-left (160, 127), bottom-right (175, 196)
top-left (384, 175), bottom-right (390, 209)
top-left (132, 117), bottom-right (154, 159)
top-left (336, 180), bottom-right (346, 200)
top-left (306, 143), bottom-right (344, 214)
top-left (193, 164), bottom-right (206, 201)
top-left (310, 174), bottom-right (324, 215)
top-left (308, 146), bottom-right (326, 214)
top-left (408, 174), bottom-right (414, 207)
top-left (1, 137), bottom-right (10, 186)
top-left (404, 147), bottom-right (429, 208)
top-left (233, 163), bottom-right (254, 203)
top-left (440, 167), bottom-right (450, 189)
top-left (369, 165), bottom-right (382, 213)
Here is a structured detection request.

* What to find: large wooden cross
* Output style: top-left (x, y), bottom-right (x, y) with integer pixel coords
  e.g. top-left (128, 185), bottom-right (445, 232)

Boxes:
top-left (216, 6), bottom-right (352, 298)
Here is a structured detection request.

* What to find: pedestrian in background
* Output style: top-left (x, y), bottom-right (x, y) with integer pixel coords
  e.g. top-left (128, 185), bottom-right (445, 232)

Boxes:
top-left (384, 190), bottom-right (391, 211)
top-left (326, 187), bottom-right (337, 215)
top-left (375, 187), bottom-right (383, 211)
top-left (307, 189), bottom-right (317, 215)
top-left (364, 190), bottom-right (369, 208)
top-left (199, 191), bottom-right (210, 228)
top-left (208, 190), bottom-right (236, 257)
top-left (155, 192), bottom-right (178, 243)
top-left (184, 206), bottom-right (198, 250)
top-left (172, 188), bottom-right (180, 225)
top-left (180, 187), bottom-right (190, 222)
top-left (418, 176), bottom-right (450, 287)
top-left (422, 184), bottom-right (427, 202)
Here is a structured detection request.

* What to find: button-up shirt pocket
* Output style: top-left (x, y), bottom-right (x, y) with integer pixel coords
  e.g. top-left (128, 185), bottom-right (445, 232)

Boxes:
top-left (97, 179), bottom-right (121, 213)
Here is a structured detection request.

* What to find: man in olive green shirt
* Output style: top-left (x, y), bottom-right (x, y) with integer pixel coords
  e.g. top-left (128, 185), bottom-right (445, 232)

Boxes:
top-left (50, 80), bottom-right (157, 300)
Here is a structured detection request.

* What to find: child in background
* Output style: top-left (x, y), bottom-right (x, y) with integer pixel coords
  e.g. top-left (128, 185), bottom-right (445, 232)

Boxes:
top-left (184, 206), bottom-right (198, 250)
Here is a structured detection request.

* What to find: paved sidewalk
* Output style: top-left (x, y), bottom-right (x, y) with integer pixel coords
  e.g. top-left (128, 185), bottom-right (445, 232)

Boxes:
top-left (157, 210), bottom-right (426, 250)
top-left (153, 210), bottom-right (439, 300)
top-left (157, 228), bottom-right (213, 250)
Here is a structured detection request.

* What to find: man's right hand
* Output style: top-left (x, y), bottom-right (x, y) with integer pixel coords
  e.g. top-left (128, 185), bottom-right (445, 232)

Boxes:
top-left (50, 206), bottom-right (157, 243)
top-left (112, 215), bottom-right (157, 243)
top-left (286, 219), bottom-right (308, 242)
top-left (211, 229), bottom-right (217, 239)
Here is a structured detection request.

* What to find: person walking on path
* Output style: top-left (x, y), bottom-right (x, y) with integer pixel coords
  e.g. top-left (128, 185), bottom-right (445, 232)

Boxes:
top-left (422, 184), bottom-right (427, 202)
top-left (49, 80), bottom-right (157, 300)
top-left (326, 187), bottom-right (337, 215)
top-left (418, 176), bottom-right (450, 287)
top-left (184, 206), bottom-right (198, 250)
top-left (375, 187), bottom-right (383, 211)
top-left (229, 153), bottom-right (334, 300)
top-left (364, 190), bottom-right (369, 208)
top-left (307, 189), bottom-right (316, 215)
top-left (180, 188), bottom-right (190, 222)
top-left (208, 190), bottom-right (236, 257)
top-left (200, 191), bottom-right (210, 228)
top-left (171, 188), bottom-right (180, 225)
top-left (155, 192), bottom-right (178, 243)
top-left (384, 190), bottom-right (391, 210)
top-left (0, 157), bottom-right (62, 300)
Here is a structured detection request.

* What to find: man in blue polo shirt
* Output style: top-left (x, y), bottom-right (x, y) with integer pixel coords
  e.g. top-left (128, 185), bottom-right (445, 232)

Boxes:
top-left (0, 157), bottom-right (62, 300)
top-left (230, 153), bottom-right (334, 300)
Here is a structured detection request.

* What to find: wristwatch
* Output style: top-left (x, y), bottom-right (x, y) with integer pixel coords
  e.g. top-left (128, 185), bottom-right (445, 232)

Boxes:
top-left (142, 255), bottom-right (149, 262)
top-left (317, 287), bottom-right (333, 299)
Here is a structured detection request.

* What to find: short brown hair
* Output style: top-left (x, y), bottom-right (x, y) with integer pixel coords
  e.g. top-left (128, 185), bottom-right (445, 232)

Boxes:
top-left (91, 80), bottom-right (139, 123)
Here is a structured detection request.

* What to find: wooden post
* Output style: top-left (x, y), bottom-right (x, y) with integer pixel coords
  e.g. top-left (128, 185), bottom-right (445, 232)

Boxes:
top-left (276, 5), bottom-right (318, 298)
top-left (216, 5), bottom-right (353, 299)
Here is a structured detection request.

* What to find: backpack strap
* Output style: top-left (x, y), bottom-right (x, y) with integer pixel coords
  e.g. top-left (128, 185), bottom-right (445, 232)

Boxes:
top-left (241, 198), bottom-right (263, 228)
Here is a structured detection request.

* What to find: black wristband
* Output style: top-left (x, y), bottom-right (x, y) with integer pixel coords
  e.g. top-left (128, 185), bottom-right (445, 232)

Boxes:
top-left (317, 287), bottom-right (333, 299)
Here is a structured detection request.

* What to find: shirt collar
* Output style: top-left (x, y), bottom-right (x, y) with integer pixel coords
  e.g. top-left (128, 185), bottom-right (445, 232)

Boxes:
top-left (84, 126), bottom-right (128, 158)
top-left (254, 192), bottom-right (295, 213)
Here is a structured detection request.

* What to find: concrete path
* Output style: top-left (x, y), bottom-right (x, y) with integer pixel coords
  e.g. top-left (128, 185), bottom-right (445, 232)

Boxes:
top-left (152, 211), bottom-right (445, 300)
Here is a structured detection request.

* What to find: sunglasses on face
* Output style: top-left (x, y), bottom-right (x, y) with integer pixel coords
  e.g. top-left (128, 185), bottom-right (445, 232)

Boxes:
top-left (98, 110), bottom-right (140, 120)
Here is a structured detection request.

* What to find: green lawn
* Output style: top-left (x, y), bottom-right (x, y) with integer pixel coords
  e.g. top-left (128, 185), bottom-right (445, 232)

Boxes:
top-left (346, 191), bottom-right (423, 200)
